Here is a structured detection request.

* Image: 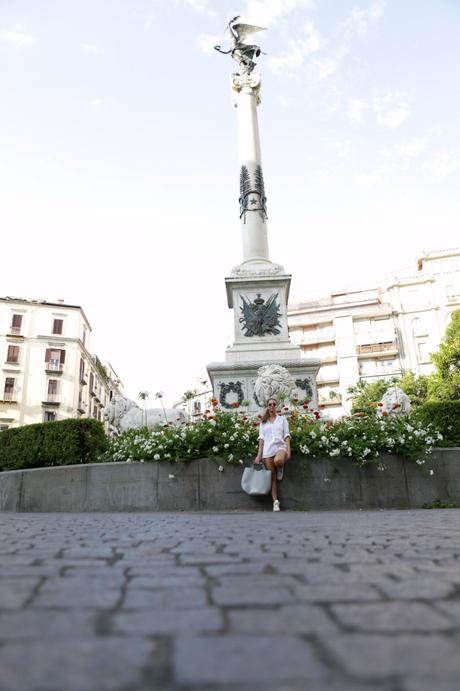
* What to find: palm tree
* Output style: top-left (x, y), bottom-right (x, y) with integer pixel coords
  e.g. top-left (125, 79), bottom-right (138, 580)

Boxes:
top-left (138, 391), bottom-right (149, 427)
top-left (155, 391), bottom-right (168, 423)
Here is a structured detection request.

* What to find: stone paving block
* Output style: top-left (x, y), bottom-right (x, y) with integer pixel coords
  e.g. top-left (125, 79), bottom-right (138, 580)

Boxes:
top-left (32, 580), bottom-right (121, 609)
top-left (228, 603), bottom-right (338, 635)
top-left (212, 583), bottom-right (294, 606)
top-left (377, 577), bottom-right (456, 600)
top-left (113, 606), bottom-right (223, 635)
top-left (0, 610), bottom-right (97, 640)
top-left (0, 638), bottom-right (153, 691)
top-left (433, 601), bottom-right (460, 624)
top-left (173, 634), bottom-right (327, 685)
top-left (128, 573), bottom-right (206, 588)
top-left (332, 602), bottom-right (452, 632)
top-left (123, 585), bottom-right (207, 609)
top-left (0, 578), bottom-right (40, 610)
top-left (324, 633), bottom-right (460, 678)
top-left (292, 582), bottom-right (382, 603)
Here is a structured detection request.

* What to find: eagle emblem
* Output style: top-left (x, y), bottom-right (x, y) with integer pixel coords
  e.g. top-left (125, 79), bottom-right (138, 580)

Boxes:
top-left (239, 293), bottom-right (282, 337)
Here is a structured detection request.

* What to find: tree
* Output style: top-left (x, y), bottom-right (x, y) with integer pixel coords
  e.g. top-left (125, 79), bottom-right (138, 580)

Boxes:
top-left (428, 309), bottom-right (460, 400)
top-left (138, 391), bottom-right (149, 427)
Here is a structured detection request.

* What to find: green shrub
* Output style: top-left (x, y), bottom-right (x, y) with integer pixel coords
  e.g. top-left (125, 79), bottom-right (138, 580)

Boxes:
top-left (0, 419), bottom-right (108, 472)
top-left (415, 401), bottom-right (460, 447)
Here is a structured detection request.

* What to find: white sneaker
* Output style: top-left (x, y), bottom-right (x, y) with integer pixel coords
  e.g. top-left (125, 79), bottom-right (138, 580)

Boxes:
top-left (276, 465), bottom-right (284, 481)
top-left (273, 500), bottom-right (281, 512)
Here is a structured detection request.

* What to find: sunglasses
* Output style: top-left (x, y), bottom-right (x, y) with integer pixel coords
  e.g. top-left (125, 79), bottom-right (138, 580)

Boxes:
top-left (267, 402), bottom-right (277, 407)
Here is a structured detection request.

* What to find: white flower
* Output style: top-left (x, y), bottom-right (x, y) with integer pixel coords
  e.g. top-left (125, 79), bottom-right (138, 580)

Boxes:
top-left (239, 459), bottom-right (244, 465)
top-left (228, 454), bottom-right (234, 461)
top-left (212, 446), bottom-right (219, 453)
top-left (429, 469), bottom-right (434, 476)
top-left (224, 443), bottom-right (229, 449)
top-left (168, 473), bottom-right (175, 479)
top-left (310, 431), bottom-right (317, 439)
top-left (329, 449), bottom-right (340, 457)
top-left (140, 459), bottom-right (144, 463)
top-left (363, 447), bottom-right (371, 457)
top-left (416, 459), bottom-right (425, 465)
top-left (218, 465), bottom-right (224, 472)
top-left (323, 477), bottom-right (331, 483)
top-left (154, 454), bottom-right (160, 460)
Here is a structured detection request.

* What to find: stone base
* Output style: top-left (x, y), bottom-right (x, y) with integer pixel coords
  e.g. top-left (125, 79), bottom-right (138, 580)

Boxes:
top-left (207, 358), bottom-right (320, 414)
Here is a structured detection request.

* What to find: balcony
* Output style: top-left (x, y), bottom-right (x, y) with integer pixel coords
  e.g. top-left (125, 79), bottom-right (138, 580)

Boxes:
top-left (318, 393), bottom-right (342, 406)
top-left (42, 394), bottom-right (60, 406)
top-left (9, 327), bottom-right (23, 337)
top-left (77, 399), bottom-right (87, 413)
top-left (80, 372), bottom-right (88, 385)
top-left (1, 392), bottom-right (18, 403)
top-left (356, 341), bottom-right (398, 357)
top-left (45, 361), bottom-right (64, 374)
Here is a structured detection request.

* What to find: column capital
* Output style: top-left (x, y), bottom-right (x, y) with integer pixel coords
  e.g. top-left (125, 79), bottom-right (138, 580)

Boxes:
top-left (231, 72), bottom-right (261, 106)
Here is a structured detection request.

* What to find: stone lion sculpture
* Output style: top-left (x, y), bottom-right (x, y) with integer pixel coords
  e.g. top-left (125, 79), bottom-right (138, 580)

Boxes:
top-left (378, 386), bottom-right (411, 416)
top-left (254, 364), bottom-right (297, 408)
top-left (103, 395), bottom-right (186, 433)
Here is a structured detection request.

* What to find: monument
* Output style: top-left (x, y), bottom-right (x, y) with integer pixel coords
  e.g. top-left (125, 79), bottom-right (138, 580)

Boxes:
top-left (207, 17), bottom-right (320, 412)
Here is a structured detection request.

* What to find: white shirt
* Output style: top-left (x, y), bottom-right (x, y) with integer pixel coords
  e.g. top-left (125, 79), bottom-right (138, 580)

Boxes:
top-left (258, 415), bottom-right (290, 458)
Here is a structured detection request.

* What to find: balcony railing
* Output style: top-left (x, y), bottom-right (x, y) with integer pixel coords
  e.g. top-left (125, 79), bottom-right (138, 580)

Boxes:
top-left (43, 394), bottom-right (60, 404)
top-left (356, 341), bottom-right (398, 356)
top-left (9, 327), bottom-right (22, 336)
top-left (1, 391), bottom-right (17, 402)
top-left (45, 361), bottom-right (64, 373)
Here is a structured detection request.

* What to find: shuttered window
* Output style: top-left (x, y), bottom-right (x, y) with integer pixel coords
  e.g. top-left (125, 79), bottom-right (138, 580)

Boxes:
top-left (52, 319), bottom-right (63, 335)
top-left (6, 346), bottom-right (19, 363)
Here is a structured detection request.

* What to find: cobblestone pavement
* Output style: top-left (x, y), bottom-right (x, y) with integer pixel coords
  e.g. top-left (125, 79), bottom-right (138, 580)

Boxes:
top-left (2, 511), bottom-right (460, 691)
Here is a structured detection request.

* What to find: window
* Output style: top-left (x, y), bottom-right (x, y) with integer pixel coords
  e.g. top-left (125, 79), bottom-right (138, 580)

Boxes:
top-left (45, 349), bottom-right (66, 371)
top-left (446, 283), bottom-right (460, 301)
top-left (6, 345), bottom-right (19, 363)
top-left (418, 342), bottom-right (431, 362)
top-left (43, 411), bottom-right (56, 422)
top-left (48, 380), bottom-right (58, 395)
top-left (3, 378), bottom-right (15, 400)
top-left (89, 373), bottom-right (94, 392)
top-left (52, 319), bottom-right (63, 335)
top-left (193, 401), bottom-right (201, 415)
top-left (11, 314), bottom-right (23, 335)
top-left (0, 425), bottom-right (9, 432)
top-left (79, 358), bottom-right (85, 382)
top-left (411, 318), bottom-right (428, 337)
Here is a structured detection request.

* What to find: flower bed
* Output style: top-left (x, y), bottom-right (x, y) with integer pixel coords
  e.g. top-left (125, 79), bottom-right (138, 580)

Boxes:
top-left (105, 406), bottom-right (443, 468)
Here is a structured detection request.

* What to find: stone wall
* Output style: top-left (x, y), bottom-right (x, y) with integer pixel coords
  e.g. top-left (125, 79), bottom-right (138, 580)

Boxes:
top-left (0, 450), bottom-right (459, 512)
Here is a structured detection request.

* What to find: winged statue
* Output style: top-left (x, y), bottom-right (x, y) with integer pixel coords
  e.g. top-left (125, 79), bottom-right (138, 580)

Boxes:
top-left (215, 15), bottom-right (267, 74)
top-left (239, 293), bottom-right (281, 337)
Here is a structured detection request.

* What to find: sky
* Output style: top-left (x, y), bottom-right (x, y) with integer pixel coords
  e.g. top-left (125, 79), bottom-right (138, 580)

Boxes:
top-left (1, 0), bottom-right (460, 406)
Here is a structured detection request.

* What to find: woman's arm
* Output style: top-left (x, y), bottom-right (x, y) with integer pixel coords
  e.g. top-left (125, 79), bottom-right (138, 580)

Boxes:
top-left (255, 438), bottom-right (264, 463)
top-left (283, 418), bottom-right (291, 459)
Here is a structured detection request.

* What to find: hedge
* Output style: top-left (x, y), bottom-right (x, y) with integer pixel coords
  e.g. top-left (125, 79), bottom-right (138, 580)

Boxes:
top-left (416, 401), bottom-right (460, 447)
top-left (0, 419), bottom-right (108, 472)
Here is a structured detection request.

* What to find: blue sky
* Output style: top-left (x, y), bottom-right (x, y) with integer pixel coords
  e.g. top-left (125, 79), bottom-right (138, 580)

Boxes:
top-left (1, 0), bottom-right (459, 404)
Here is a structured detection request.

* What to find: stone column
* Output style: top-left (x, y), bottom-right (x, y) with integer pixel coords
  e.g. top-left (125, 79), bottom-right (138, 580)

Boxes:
top-left (232, 72), bottom-right (271, 268)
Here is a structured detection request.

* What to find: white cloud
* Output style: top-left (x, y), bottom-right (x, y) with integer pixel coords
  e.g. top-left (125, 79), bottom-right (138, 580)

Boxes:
top-left (342, 0), bottom-right (386, 39)
top-left (81, 42), bottom-right (101, 56)
top-left (1, 30), bottom-right (35, 46)
top-left (348, 98), bottom-right (369, 123)
top-left (244, 0), bottom-right (315, 26)
top-left (144, 13), bottom-right (155, 31)
top-left (90, 98), bottom-right (107, 112)
top-left (423, 153), bottom-right (459, 182)
top-left (196, 33), bottom-right (220, 54)
top-left (348, 91), bottom-right (411, 128)
top-left (268, 21), bottom-right (321, 76)
top-left (380, 137), bottom-right (428, 170)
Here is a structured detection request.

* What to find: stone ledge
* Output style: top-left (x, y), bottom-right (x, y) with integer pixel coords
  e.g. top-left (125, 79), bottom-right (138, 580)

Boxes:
top-left (0, 449), bottom-right (459, 512)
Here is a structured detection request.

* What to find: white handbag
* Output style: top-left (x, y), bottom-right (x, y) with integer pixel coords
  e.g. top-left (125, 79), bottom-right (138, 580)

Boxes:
top-left (241, 463), bottom-right (272, 495)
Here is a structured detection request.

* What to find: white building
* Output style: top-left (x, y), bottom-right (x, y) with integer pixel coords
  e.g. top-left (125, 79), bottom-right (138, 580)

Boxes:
top-left (0, 297), bottom-right (123, 431)
top-left (288, 248), bottom-right (460, 417)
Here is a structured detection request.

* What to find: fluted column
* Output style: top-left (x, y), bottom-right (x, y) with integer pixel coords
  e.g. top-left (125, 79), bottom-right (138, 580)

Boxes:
top-left (232, 72), bottom-right (270, 265)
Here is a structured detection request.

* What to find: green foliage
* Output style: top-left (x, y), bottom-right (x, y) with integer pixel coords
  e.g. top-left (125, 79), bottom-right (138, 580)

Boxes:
top-left (348, 372), bottom-right (430, 412)
top-left (427, 309), bottom-right (460, 401)
top-left (415, 401), bottom-right (460, 447)
top-left (422, 498), bottom-right (457, 509)
top-left (0, 419), bottom-right (108, 472)
top-left (105, 408), bottom-right (442, 467)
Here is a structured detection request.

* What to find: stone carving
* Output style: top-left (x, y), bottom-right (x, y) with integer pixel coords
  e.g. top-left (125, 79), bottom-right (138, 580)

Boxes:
top-left (378, 386), bottom-right (411, 416)
top-left (239, 164), bottom-right (267, 222)
top-left (214, 16), bottom-right (266, 75)
top-left (231, 262), bottom-right (285, 277)
top-left (240, 293), bottom-right (282, 337)
top-left (103, 395), bottom-right (186, 433)
top-left (219, 381), bottom-right (244, 409)
top-left (295, 378), bottom-right (313, 400)
top-left (254, 364), bottom-right (297, 408)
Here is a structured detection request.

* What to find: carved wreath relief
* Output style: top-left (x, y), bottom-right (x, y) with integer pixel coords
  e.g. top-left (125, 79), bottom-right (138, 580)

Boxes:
top-left (295, 378), bottom-right (313, 400)
top-left (239, 293), bottom-right (282, 337)
top-left (219, 381), bottom-right (244, 409)
top-left (239, 165), bottom-right (267, 222)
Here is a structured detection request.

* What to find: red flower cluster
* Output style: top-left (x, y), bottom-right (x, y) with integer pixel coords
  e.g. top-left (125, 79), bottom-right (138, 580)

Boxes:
top-left (230, 401), bottom-right (240, 409)
top-left (211, 398), bottom-right (218, 407)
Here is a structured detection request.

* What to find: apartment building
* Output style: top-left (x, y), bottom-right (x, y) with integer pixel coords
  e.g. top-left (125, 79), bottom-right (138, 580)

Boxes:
top-left (288, 248), bottom-right (460, 417)
top-left (0, 297), bottom-right (123, 431)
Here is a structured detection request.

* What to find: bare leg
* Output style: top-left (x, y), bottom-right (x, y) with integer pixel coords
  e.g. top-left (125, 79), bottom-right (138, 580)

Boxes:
top-left (263, 457), bottom-right (277, 501)
top-left (274, 449), bottom-right (288, 474)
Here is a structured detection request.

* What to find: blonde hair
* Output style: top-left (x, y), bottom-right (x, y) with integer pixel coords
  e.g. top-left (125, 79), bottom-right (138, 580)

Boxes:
top-left (261, 398), bottom-right (278, 423)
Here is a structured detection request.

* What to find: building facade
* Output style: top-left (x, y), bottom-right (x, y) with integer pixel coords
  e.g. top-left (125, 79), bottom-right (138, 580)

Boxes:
top-left (288, 248), bottom-right (460, 417)
top-left (0, 297), bottom-right (123, 431)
